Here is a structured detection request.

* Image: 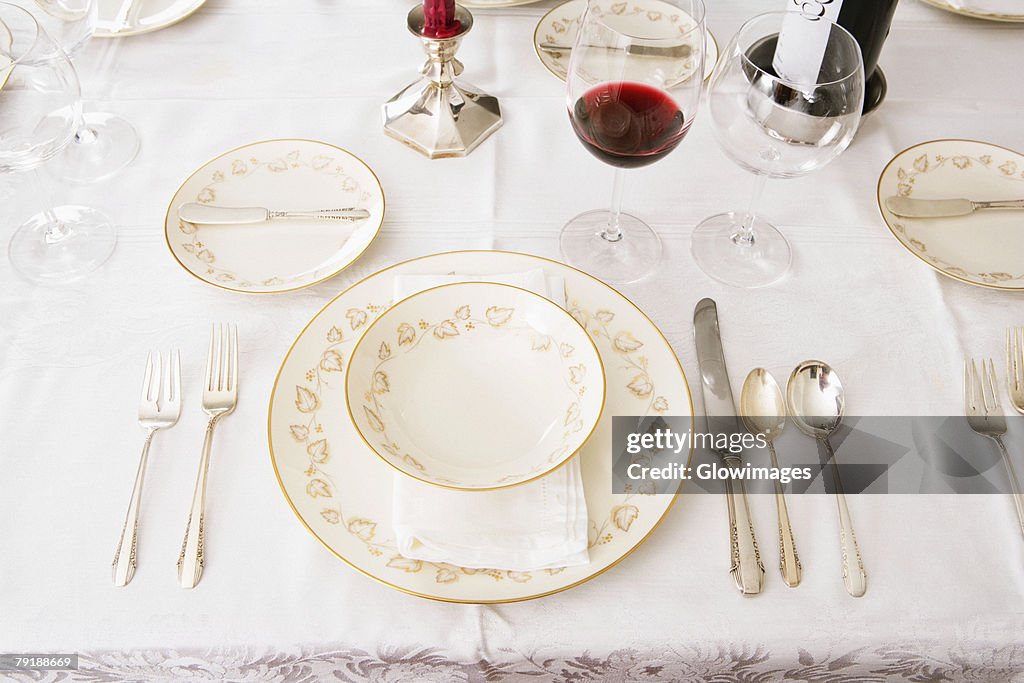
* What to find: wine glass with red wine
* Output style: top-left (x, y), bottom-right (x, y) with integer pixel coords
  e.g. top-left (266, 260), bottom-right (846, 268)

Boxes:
top-left (563, 0), bottom-right (706, 284)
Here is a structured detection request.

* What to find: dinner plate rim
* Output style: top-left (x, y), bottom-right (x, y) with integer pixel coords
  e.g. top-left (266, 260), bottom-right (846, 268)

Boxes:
top-left (876, 137), bottom-right (1024, 292)
top-left (163, 137), bottom-right (385, 295)
top-left (532, 0), bottom-right (720, 85)
top-left (918, 0), bottom-right (1024, 22)
top-left (94, 0), bottom-right (209, 38)
top-left (267, 249), bottom-right (694, 603)
top-left (344, 280), bottom-right (608, 491)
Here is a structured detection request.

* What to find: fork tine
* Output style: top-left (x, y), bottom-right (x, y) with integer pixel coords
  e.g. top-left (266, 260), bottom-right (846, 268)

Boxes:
top-left (229, 325), bottom-right (238, 392)
top-left (983, 360), bottom-right (999, 413)
top-left (219, 323), bottom-right (230, 392)
top-left (171, 349), bottom-right (181, 404)
top-left (964, 359), bottom-right (971, 413)
top-left (969, 358), bottom-right (980, 412)
top-left (142, 351), bottom-right (154, 403)
top-left (205, 324), bottom-right (216, 391)
top-left (151, 351), bottom-right (162, 403)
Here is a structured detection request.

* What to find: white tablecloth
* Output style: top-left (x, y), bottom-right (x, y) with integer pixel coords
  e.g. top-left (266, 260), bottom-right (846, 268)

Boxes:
top-left (2, 1), bottom-right (1023, 680)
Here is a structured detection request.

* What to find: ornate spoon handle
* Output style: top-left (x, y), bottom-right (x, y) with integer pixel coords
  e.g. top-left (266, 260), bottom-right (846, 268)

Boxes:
top-left (768, 442), bottom-right (801, 588)
top-left (823, 438), bottom-right (866, 597)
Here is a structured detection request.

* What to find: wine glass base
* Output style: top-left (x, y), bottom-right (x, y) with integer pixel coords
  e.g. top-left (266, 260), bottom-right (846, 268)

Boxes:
top-left (56, 112), bottom-right (141, 183)
top-left (560, 210), bottom-right (662, 285)
top-left (9, 205), bottom-right (117, 284)
top-left (691, 211), bottom-right (792, 288)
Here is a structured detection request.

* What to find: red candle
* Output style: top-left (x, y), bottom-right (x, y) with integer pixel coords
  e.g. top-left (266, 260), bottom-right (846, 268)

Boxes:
top-left (423, 0), bottom-right (460, 38)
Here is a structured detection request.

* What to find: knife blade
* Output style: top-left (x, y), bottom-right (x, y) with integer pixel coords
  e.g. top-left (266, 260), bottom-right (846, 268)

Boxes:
top-left (693, 297), bottom-right (765, 595)
top-left (539, 41), bottom-right (693, 59)
top-left (178, 203), bottom-right (371, 225)
top-left (885, 196), bottom-right (1024, 219)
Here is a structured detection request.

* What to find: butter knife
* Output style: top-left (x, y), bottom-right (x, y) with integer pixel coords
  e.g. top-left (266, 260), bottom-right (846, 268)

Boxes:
top-left (178, 203), bottom-right (371, 225)
top-left (885, 196), bottom-right (1024, 219)
top-left (539, 42), bottom-right (693, 59)
top-left (694, 297), bottom-right (765, 595)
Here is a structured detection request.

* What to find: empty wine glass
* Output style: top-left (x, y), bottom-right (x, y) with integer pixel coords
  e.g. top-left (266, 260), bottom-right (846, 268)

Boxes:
top-left (692, 11), bottom-right (864, 288)
top-left (0, 2), bottom-right (117, 282)
top-left (563, 0), bottom-right (706, 285)
top-left (12, 0), bottom-right (139, 182)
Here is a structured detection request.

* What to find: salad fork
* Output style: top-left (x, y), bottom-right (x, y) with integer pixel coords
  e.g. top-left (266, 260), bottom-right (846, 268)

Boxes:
top-left (113, 350), bottom-right (181, 587)
top-left (964, 358), bottom-right (1024, 540)
top-left (178, 324), bottom-right (238, 589)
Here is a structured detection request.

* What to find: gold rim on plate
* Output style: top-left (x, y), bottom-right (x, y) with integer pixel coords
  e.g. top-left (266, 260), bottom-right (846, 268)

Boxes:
top-left (163, 138), bottom-right (385, 295)
top-left (344, 280), bottom-right (608, 492)
top-left (532, 0), bottom-right (720, 85)
top-left (876, 138), bottom-right (1024, 292)
top-left (267, 249), bottom-right (694, 603)
top-left (919, 0), bottom-right (1024, 22)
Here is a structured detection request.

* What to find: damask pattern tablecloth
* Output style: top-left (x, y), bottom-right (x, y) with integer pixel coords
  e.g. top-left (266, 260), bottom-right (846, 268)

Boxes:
top-left (1, 0), bottom-right (1023, 681)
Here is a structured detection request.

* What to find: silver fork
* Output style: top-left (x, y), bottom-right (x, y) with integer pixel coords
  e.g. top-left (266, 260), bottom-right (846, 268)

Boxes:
top-left (113, 350), bottom-right (182, 587)
top-left (178, 324), bottom-right (238, 589)
top-left (965, 358), bottom-right (1024, 540)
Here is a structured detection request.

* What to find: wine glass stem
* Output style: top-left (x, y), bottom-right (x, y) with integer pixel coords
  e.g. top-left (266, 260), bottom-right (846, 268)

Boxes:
top-left (733, 174), bottom-right (767, 246)
top-left (603, 168), bottom-right (626, 243)
top-left (31, 167), bottom-right (69, 244)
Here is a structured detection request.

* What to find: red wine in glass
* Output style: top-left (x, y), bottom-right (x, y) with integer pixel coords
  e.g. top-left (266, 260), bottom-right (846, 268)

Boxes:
top-left (570, 82), bottom-right (690, 169)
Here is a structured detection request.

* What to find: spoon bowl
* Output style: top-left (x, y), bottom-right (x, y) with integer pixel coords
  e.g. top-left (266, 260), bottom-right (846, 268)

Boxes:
top-left (740, 367), bottom-right (786, 441)
top-left (787, 360), bottom-right (846, 439)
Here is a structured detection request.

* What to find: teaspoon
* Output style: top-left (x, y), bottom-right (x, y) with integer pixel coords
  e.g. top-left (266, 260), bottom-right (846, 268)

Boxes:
top-left (741, 368), bottom-right (801, 588)
top-left (787, 360), bottom-right (867, 598)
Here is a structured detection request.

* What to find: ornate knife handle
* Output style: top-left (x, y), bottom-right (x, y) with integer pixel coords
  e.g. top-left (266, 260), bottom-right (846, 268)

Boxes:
top-left (975, 199), bottom-right (1024, 210)
top-left (178, 417), bottom-right (218, 589)
top-left (723, 455), bottom-right (765, 595)
top-left (268, 208), bottom-right (370, 222)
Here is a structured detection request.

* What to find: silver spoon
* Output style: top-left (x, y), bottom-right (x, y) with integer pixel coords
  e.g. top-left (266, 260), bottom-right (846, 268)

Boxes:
top-left (741, 368), bottom-right (801, 588)
top-left (787, 360), bottom-right (867, 598)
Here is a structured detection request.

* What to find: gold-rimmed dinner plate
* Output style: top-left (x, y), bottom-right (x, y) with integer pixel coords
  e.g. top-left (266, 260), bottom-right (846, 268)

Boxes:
top-left (95, 0), bottom-right (207, 37)
top-left (877, 139), bottom-right (1024, 291)
top-left (165, 139), bottom-right (385, 294)
top-left (268, 250), bottom-right (693, 603)
top-left (533, 0), bottom-right (719, 85)
top-left (346, 281), bottom-right (606, 491)
top-left (919, 0), bottom-right (1024, 22)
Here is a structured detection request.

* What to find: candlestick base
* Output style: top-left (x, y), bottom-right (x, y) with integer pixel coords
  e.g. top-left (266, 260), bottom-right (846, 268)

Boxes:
top-left (383, 5), bottom-right (502, 159)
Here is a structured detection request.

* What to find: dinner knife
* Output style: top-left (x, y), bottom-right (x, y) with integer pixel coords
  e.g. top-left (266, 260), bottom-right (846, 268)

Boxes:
top-left (178, 203), bottom-right (371, 225)
top-left (885, 196), bottom-right (1024, 219)
top-left (693, 297), bottom-right (765, 596)
top-left (539, 42), bottom-right (693, 59)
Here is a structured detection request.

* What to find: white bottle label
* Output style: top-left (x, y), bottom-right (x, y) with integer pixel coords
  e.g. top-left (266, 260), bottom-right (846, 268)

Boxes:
top-left (772, 0), bottom-right (844, 85)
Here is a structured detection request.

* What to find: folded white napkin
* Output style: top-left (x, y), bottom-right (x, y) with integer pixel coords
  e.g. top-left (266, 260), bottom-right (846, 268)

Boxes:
top-left (389, 269), bottom-right (591, 571)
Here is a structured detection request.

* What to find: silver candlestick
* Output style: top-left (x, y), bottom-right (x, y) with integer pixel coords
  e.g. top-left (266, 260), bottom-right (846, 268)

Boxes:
top-left (383, 4), bottom-right (502, 159)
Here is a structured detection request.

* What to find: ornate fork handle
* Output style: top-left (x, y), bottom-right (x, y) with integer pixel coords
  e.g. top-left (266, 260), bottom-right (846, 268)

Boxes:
top-left (112, 429), bottom-right (156, 587)
top-left (822, 438), bottom-right (867, 597)
top-left (178, 416), bottom-right (219, 589)
top-left (723, 455), bottom-right (765, 595)
top-left (989, 435), bottom-right (1024, 539)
